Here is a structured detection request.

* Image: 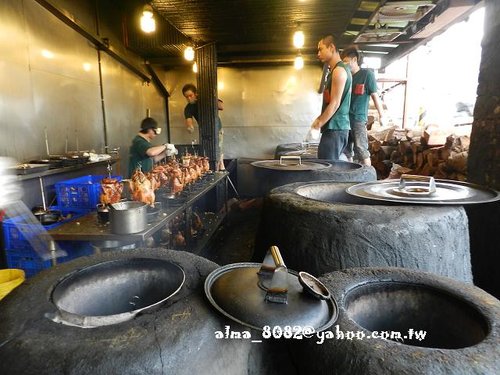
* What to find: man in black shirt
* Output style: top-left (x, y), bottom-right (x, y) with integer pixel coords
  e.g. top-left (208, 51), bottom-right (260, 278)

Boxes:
top-left (182, 83), bottom-right (225, 170)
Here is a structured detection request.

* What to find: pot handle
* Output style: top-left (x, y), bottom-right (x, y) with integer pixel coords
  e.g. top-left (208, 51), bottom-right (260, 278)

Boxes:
top-left (259, 246), bottom-right (289, 304)
top-left (280, 155), bottom-right (302, 166)
top-left (399, 174), bottom-right (436, 194)
top-left (259, 245), bottom-right (286, 272)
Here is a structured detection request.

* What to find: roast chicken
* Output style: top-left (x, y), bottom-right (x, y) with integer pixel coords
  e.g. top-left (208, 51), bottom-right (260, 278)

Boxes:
top-left (100, 177), bottom-right (123, 206)
top-left (141, 154), bottom-right (212, 197)
top-left (151, 165), bottom-right (169, 186)
top-left (128, 169), bottom-right (157, 207)
top-left (173, 231), bottom-right (186, 247)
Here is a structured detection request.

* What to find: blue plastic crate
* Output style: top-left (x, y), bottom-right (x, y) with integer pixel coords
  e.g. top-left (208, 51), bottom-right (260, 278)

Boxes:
top-left (5, 242), bottom-right (94, 278)
top-left (55, 175), bottom-right (122, 210)
top-left (2, 207), bottom-right (89, 251)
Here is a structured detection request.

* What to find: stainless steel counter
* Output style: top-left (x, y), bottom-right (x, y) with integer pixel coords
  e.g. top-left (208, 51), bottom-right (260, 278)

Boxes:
top-left (15, 158), bottom-right (119, 182)
top-left (47, 172), bottom-right (228, 245)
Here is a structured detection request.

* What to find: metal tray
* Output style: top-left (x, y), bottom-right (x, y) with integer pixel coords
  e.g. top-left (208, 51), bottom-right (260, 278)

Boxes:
top-left (346, 177), bottom-right (500, 205)
top-left (12, 163), bottom-right (50, 175)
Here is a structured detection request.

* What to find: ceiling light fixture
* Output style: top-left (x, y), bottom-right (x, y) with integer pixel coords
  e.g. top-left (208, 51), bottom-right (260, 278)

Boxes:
top-left (294, 54), bottom-right (304, 70)
top-left (184, 46), bottom-right (195, 61)
top-left (192, 61), bottom-right (198, 73)
top-left (41, 49), bottom-right (54, 59)
top-left (293, 30), bottom-right (305, 48)
top-left (140, 4), bottom-right (156, 33)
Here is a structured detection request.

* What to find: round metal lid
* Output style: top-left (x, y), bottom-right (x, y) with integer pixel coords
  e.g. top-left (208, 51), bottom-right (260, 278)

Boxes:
top-left (251, 157), bottom-right (330, 171)
top-left (346, 175), bottom-right (500, 205)
top-left (204, 262), bottom-right (338, 331)
top-left (299, 271), bottom-right (331, 300)
top-left (280, 148), bottom-right (318, 158)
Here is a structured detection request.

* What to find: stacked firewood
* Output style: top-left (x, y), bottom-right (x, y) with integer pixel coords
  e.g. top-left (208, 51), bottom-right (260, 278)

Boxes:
top-left (369, 126), bottom-right (470, 180)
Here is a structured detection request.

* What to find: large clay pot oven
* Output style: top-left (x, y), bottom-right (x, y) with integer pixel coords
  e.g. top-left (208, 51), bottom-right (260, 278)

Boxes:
top-left (290, 267), bottom-right (500, 374)
top-left (255, 181), bottom-right (472, 282)
top-left (0, 249), bottom-right (292, 375)
top-left (251, 159), bottom-right (376, 196)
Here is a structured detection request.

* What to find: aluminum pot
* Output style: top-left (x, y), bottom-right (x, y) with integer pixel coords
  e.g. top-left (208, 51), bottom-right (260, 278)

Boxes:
top-left (109, 201), bottom-right (147, 234)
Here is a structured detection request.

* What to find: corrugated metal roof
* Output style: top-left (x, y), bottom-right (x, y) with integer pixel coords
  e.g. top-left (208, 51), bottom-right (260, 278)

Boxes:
top-left (115, 0), bottom-right (481, 68)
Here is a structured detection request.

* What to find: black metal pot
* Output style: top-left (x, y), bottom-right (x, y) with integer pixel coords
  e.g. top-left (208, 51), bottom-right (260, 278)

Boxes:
top-left (96, 204), bottom-right (110, 224)
top-left (204, 246), bottom-right (338, 331)
top-left (32, 207), bottom-right (61, 226)
top-left (146, 202), bottom-right (162, 223)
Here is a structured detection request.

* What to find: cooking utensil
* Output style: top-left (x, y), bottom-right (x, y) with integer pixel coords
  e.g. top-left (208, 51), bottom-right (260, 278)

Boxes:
top-left (204, 246), bottom-right (338, 331)
top-left (33, 177), bottom-right (61, 225)
top-left (298, 271), bottom-right (331, 300)
top-left (44, 127), bottom-right (50, 157)
top-left (75, 129), bottom-right (79, 153)
top-left (346, 174), bottom-right (500, 205)
top-left (32, 209), bottom-right (61, 226)
top-left (40, 177), bottom-right (47, 212)
top-left (146, 202), bottom-right (162, 223)
top-left (109, 201), bottom-right (148, 234)
top-left (96, 203), bottom-right (110, 224)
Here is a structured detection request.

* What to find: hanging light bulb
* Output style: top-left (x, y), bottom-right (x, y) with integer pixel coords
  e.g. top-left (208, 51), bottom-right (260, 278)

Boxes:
top-left (293, 30), bottom-right (305, 48)
top-left (294, 54), bottom-right (304, 70)
top-left (140, 5), bottom-right (155, 33)
top-left (192, 61), bottom-right (198, 73)
top-left (184, 46), bottom-right (195, 61)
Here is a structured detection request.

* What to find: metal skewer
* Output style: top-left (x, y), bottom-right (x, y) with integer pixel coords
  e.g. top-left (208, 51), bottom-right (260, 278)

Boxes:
top-left (44, 127), bottom-right (50, 157)
top-left (39, 177), bottom-right (47, 212)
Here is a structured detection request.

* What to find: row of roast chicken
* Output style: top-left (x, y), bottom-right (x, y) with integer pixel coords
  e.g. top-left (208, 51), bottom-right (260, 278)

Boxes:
top-left (99, 155), bottom-right (212, 207)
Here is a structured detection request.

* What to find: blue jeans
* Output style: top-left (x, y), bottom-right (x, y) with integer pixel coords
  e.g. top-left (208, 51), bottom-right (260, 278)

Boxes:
top-left (318, 130), bottom-right (349, 161)
top-left (345, 120), bottom-right (370, 160)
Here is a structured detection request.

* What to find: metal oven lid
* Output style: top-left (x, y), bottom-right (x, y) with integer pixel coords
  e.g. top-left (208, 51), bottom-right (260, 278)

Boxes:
top-left (346, 175), bottom-right (500, 205)
top-left (204, 247), bottom-right (338, 331)
top-left (251, 156), bottom-right (330, 171)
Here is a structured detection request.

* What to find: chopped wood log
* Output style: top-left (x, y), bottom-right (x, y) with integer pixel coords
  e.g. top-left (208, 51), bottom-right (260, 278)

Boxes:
top-left (416, 152), bottom-right (424, 170)
top-left (452, 136), bottom-right (470, 152)
top-left (421, 124), bottom-right (454, 146)
top-left (368, 129), bottom-right (468, 181)
top-left (370, 140), bottom-right (382, 153)
top-left (370, 148), bottom-right (386, 164)
top-left (368, 126), bottom-right (397, 142)
top-left (446, 151), bottom-right (468, 173)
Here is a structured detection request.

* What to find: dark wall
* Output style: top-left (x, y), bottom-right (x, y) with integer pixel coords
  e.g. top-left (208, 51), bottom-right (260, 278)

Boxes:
top-left (466, 0), bottom-right (500, 298)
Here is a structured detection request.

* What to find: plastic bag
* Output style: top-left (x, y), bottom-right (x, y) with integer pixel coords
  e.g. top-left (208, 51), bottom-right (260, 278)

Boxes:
top-left (304, 128), bottom-right (320, 142)
top-left (165, 143), bottom-right (178, 156)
